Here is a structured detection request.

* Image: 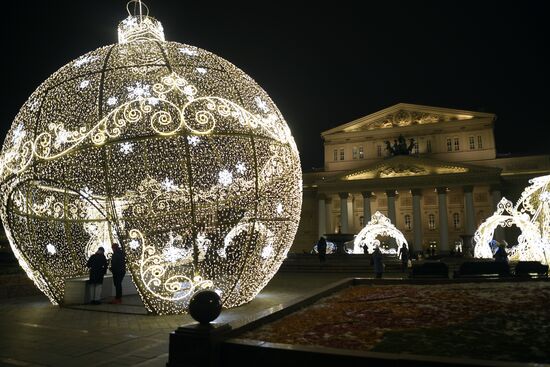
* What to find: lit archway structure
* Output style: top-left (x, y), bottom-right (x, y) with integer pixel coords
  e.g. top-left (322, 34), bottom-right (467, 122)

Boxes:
top-left (473, 198), bottom-right (544, 262)
top-left (515, 175), bottom-right (550, 244)
top-left (353, 211), bottom-right (408, 254)
top-left (514, 175), bottom-right (550, 264)
top-left (0, 6), bottom-right (302, 314)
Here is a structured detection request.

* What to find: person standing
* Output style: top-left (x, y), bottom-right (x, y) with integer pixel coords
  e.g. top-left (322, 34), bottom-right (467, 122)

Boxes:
top-left (399, 244), bottom-right (410, 273)
top-left (86, 247), bottom-right (107, 305)
top-left (316, 236), bottom-right (327, 263)
top-left (372, 246), bottom-right (384, 279)
top-left (494, 243), bottom-right (509, 263)
top-left (110, 243), bottom-right (126, 304)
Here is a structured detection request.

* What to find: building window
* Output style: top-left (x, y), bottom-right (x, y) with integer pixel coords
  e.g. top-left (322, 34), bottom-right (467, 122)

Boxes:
top-left (477, 135), bottom-right (483, 149)
top-left (413, 141), bottom-right (419, 154)
top-left (359, 216), bottom-right (364, 227)
top-left (377, 145), bottom-right (382, 157)
top-left (474, 192), bottom-right (488, 202)
top-left (404, 214), bottom-right (412, 230)
top-left (469, 136), bottom-right (475, 150)
top-left (426, 140), bottom-right (432, 153)
top-left (446, 138), bottom-right (452, 152)
top-left (352, 146), bottom-right (358, 159)
top-left (339, 148), bottom-right (345, 161)
top-left (333, 149), bottom-right (338, 161)
top-left (359, 146), bottom-right (364, 159)
top-left (454, 137), bottom-right (460, 151)
top-left (428, 214), bottom-right (435, 230)
top-left (453, 213), bottom-right (460, 229)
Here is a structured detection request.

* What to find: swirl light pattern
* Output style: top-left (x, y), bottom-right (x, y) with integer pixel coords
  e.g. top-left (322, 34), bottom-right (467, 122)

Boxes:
top-left (0, 10), bottom-right (302, 314)
top-left (473, 196), bottom-right (547, 264)
top-left (353, 211), bottom-right (408, 254)
top-left (515, 175), bottom-right (550, 250)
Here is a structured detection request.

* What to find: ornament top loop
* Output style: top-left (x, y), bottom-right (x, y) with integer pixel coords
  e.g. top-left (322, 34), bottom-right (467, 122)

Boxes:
top-left (126, 0), bottom-right (150, 19)
top-left (119, 1), bottom-right (163, 44)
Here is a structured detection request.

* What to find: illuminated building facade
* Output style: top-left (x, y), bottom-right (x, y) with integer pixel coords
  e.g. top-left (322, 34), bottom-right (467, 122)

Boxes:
top-left (294, 103), bottom-right (550, 254)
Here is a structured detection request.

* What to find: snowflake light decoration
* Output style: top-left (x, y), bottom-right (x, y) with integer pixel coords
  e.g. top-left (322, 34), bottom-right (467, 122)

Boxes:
top-left (0, 3), bottom-right (302, 315)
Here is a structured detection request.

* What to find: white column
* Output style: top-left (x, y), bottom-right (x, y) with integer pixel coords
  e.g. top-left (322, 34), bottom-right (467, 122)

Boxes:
top-left (412, 189), bottom-right (423, 253)
top-left (348, 194), bottom-right (354, 233)
top-left (463, 186), bottom-right (476, 235)
top-left (362, 191), bottom-right (372, 224)
top-left (317, 194), bottom-right (326, 238)
top-left (386, 190), bottom-right (397, 224)
top-left (491, 185), bottom-right (505, 242)
top-left (437, 187), bottom-right (449, 253)
top-left (325, 197), bottom-right (333, 233)
top-left (339, 192), bottom-right (349, 233)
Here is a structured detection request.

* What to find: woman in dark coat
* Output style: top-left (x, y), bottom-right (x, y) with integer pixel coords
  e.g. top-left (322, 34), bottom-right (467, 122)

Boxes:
top-left (109, 243), bottom-right (126, 304)
top-left (86, 247), bottom-right (107, 305)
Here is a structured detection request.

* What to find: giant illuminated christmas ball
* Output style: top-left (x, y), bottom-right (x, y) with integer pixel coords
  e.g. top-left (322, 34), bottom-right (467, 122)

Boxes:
top-left (0, 9), bottom-right (302, 314)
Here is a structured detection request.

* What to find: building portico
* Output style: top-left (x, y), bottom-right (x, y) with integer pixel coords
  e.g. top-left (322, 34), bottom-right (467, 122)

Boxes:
top-left (293, 103), bottom-right (550, 254)
top-left (313, 155), bottom-right (501, 254)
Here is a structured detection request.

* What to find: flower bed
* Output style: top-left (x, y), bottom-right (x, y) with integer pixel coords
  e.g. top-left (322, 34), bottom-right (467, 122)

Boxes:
top-left (243, 282), bottom-right (550, 363)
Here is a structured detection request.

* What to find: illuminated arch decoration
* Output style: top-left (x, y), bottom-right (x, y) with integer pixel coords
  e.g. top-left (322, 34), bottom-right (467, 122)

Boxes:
top-left (514, 175), bottom-right (550, 264)
top-left (353, 211), bottom-right (408, 254)
top-left (473, 197), bottom-right (544, 263)
top-left (0, 4), bottom-right (302, 315)
top-left (312, 241), bottom-right (337, 254)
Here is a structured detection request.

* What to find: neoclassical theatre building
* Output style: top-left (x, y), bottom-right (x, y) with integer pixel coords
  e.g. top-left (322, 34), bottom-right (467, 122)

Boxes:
top-left (294, 103), bottom-right (550, 254)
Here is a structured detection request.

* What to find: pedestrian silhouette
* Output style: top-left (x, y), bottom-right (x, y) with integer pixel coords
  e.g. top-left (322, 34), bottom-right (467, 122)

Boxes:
top-left (316, 236), bottom-right (327, 263)
top-left (86, 247), bottom-right (107, 305)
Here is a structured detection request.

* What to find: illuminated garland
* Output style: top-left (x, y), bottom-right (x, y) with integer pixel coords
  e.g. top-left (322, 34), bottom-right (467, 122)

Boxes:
top-left (0, 9), bottom-right (302, 314)
top-left (353, 211), bottom-right (408, 254)
top-left (473, 197), bottom-right (547, 264)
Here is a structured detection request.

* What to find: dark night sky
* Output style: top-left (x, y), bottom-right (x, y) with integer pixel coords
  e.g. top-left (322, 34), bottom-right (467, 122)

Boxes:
top-left (1, 1), bottom-right (548, 170)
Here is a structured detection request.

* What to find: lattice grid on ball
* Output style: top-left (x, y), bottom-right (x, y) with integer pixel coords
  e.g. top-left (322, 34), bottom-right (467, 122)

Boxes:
top-left (0, 10), bottom-right (302, 314)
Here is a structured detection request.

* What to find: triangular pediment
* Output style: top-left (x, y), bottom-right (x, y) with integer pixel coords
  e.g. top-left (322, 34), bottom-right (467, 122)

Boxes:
top-left (336, 155), bottom-right (500, 181)
top-left (322, 103), bottom-right (495, 136)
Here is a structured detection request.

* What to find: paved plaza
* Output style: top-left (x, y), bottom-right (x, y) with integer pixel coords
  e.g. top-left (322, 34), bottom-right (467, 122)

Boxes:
top-left (0, 272), bottom-right (374, 367)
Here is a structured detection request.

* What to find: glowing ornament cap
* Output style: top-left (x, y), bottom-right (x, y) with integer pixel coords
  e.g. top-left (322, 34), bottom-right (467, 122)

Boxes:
top-left (118, 16), bottom-right (165, 43)
top-left (118, 1), bottom-right (165, 44)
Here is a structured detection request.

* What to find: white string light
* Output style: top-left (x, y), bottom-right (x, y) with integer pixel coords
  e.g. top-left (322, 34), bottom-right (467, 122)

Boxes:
top-left (0, 6), bottom-right (302, 314)
top-left (353, 211), bottom-right (408, 254)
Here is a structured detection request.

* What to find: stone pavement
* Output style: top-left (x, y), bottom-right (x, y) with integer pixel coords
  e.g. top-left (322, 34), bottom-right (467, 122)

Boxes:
top-left (0, 271), bottom-right (384, 367)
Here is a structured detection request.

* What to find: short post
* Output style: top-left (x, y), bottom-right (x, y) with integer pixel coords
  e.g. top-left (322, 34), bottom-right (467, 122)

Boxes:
top-left (167, 290), bottom-right (230, 367)
top-left (167, 322), bottom-right (231, 367)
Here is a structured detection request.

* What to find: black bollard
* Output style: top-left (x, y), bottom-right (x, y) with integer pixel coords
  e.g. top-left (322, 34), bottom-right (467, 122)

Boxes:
top-left (167, 290), bottom-right (231, 367)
